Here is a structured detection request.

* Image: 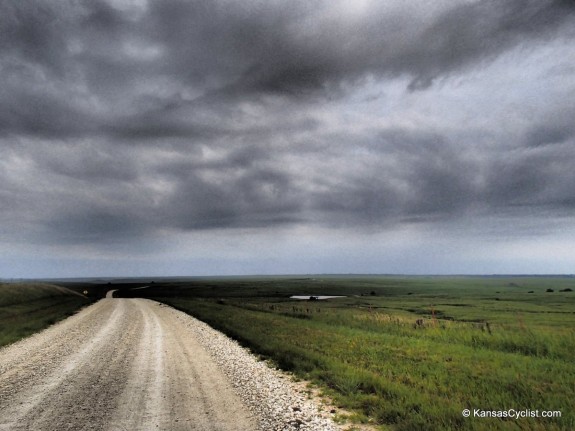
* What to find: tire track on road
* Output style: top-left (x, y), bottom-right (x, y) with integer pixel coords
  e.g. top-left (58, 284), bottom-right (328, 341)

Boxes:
top-left (0, 298), bottom-right (257, 431)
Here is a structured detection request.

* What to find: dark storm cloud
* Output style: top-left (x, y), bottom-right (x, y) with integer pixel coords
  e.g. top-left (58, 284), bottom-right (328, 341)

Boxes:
top-left (105, 111), bottom-right (220, 141)
top-left (485, 140), bottom-right (575, 210)
top-left (38, 144), bottom-right (140, 183)
top-left (306, 130), bottom-right (471, 225)
top-left (0, 88), bottom-right (94, 138)
top-left (43, 210), bottom-right (147, 244)
top-left (2, 0), bottom-right (574, 137)
top-left (4, 128), bottom-right (575, 247)
top-left (523, 110), bottom-right (575, 149)
top-left (296, 120), bottom-right (575, 230)
top-left (210, 0), bottom-right (575, 94)
top-left (163, 167), bottom-right (302, 230)
top-left (1, 0), bottom-right (574, 250)
top-left (0, 2), bottom-right (68, 72)
top-left (402, 0), bottom-right (575, 90)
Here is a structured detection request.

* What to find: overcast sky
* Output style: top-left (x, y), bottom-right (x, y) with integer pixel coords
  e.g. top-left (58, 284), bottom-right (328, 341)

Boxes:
top-left (1, 0), bottom-right (574, 278)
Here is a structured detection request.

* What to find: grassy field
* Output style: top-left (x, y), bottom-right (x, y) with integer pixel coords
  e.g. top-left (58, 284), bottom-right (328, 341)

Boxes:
top-left (0, 283), bottom-right (92, 348)
top-left (121, 275), bottom-right (575, 431)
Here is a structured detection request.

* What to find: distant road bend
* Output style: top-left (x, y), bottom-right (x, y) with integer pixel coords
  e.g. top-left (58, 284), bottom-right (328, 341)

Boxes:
top-left (0, 296), bottom-right (258, 431)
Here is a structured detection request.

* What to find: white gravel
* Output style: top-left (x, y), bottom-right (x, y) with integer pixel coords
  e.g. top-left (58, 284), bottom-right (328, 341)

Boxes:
top-left (167, 305), bottom-right (341, 431)
top-left (0, 298), bottom-right (342, 431)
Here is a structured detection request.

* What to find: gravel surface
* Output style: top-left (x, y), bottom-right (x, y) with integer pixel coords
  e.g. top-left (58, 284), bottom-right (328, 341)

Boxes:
top-left (167, 304), bottom-right (341, 431)
top-left (0, 297), bottom-right (341, 431)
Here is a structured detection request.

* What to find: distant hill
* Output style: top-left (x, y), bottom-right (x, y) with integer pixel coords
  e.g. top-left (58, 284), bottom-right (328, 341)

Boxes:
top-left (0, 283), bottom-right (86, 307)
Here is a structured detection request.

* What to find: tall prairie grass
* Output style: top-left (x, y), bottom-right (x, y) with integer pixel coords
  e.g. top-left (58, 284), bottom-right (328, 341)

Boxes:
top-left (144, 276), bottom-right (574, 430)
top-left (0, 283), bottom-right (91, 348)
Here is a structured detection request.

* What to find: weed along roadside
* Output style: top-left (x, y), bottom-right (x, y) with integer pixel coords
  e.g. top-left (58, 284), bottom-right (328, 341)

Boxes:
top-left (123, 275), bottom-right (575, 431)
top-left (0, 283), bottom-right (92, 348)
top-left (4, 277), bottom-right (572, 430)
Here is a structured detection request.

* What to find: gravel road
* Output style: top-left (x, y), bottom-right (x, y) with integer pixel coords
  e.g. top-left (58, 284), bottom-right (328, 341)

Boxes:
top-left (0, 297), bottom-right (340, 431)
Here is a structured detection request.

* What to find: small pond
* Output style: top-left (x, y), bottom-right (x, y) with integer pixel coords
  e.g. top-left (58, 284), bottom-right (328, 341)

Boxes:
top-left (290, 295), bottom-right (346, 300)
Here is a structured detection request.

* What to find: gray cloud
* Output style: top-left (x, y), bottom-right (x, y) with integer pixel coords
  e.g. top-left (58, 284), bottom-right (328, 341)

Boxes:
top-left (2, 0), bottom-right (574, 137)
top-left (1, 0), bottom-right (574, 275)
top-left (219, 0), bottom-right (575, 93)
top-left (0, 2), bottom-right (68, 72)
top-left (43, 210), bottom-right (147, 244)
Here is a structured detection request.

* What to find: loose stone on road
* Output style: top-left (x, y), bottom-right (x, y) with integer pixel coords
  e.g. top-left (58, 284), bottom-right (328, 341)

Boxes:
top-left (0, 297), bottom-right (339, 431)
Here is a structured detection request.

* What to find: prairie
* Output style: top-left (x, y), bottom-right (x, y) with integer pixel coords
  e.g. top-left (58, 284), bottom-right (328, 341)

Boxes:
top-left (121, 275), bottom-right (575, 431)
top-left (0, 282), bottom-right (91, 348)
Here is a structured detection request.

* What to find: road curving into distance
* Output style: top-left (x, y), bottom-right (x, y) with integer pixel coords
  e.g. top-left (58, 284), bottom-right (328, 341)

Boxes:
top-left (0, 297), bottom-right (258, 431)
top-left (0, 293), bottom-right (341, 431)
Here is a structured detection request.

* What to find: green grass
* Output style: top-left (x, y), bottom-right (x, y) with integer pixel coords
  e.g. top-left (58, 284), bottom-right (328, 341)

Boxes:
top-left (127, 275), bottom-right (575, 430)
top-left (0, 283), bottom-right (92, 348)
